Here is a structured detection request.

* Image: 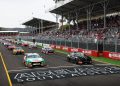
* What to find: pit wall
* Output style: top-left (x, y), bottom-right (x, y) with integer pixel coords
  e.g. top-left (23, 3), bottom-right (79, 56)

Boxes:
top-left (23, 40), bottom-right (120, 60)
top-left (50, 45), bottom-right (120, 60)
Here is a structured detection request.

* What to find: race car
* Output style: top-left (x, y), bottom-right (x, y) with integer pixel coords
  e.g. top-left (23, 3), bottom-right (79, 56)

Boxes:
top-left (67, 52), bottom-right (92, 64)
top-left (23, 53), bottom-right (45, 68)
top-left (8, 45), bottom-right (16, 50)
top-left (13, 40), bottom-right (17, 44)
top-left (21, 42), bottom-right (29, 46)
top-left (13, 47), bottom-right (24, 55)
top-left (0, 39), bottom-right (5, 44)
top-left (16, 41), bottom-right (22, 45)
top-left (28, 43), bottom-right (37, 49)
top-left (41, 47), bottom-right (54, 54)
top-left (4, 42), bottom-right (12, 47)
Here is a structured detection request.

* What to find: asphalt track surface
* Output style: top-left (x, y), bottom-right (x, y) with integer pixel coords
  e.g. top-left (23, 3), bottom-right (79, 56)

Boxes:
top-left (0, 42), bottom-right (120, 86)
top-left (0, 53), bottom-right (9, 86)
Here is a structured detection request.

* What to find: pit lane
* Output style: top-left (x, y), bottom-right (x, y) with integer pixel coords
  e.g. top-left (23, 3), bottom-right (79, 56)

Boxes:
top-left (0, 43), bottom-right (120, 86)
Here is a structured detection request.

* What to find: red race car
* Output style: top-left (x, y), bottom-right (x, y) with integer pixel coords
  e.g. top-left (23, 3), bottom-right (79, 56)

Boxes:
top-left (8, 45), bottom-right (16, 50)
top-left (21, 42), bottom-right (29, 47)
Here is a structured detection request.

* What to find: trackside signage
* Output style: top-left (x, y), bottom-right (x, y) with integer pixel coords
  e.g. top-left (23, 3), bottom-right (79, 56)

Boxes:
top-left (109, 52), bottom-right (120, 60)
top-left (23, 40), bottom-right (120, 60)
top-left (56, 46), bottom-right (61, 49)
top-left (50, 45), bottom-right (56, 48)
top-left (50, 44), bottom-right (98, 57)
top-left (63, 47), bottom-right (68, 51)
top-left (82, 50), bottom-right (92, 56)
top-left (37, 43), bottom-right (43, 46)
top-left (43, 44), bottom-right (50, 47)
top-left (71, 48), bottom-right (78, 52)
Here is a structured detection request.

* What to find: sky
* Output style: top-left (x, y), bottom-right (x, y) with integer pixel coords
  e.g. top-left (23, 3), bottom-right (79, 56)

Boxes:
top-left (0, 0), bottom-right (56, 28)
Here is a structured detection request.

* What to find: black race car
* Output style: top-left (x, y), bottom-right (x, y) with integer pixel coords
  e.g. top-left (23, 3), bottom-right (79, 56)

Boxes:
top-left (67, 52), bottom-right (92, 64)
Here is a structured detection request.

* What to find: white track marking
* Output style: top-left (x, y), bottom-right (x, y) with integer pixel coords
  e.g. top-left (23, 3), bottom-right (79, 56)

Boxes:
top-left (8, 65), bottom-right (80, 72)
top-left (8, 63), bottom-right (111, 73)
top-left (94, 64), bottom-right (112, 66)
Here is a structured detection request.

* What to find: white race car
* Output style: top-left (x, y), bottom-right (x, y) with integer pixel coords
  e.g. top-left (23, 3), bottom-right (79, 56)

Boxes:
top-left (23, 53), bottom-right (46, 68)
top-left (29, 43), bottom-right (37, 48)
top-left (41, 46), bottom-right (54, 54)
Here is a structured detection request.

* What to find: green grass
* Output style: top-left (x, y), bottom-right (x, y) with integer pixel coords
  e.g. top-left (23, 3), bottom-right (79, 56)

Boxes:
top-left (91, 57), bottom-right (120, 66)
top-left (37, 45), bottom-right (42, 48)
top-left (55, 49), bottom-right (69, 55)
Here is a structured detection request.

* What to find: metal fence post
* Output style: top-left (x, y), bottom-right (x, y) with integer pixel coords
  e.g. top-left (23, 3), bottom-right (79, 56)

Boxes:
top-left (71, 39), bottom-right (72, 48)
top-left (55, 39), bottom-right (56, 45)
top-left (103, 38), bottom-right (104, 51)
top-left (52, 39), bottom-right (53, 45)
top-left (78, 38), bottom-right (79, 48)
top-left (97, 40), bottom-right (99, 51)
top-left (60, 39), bottom-right (61, 46)
top-left (115, 38), bottom-right (117, 52)
top-left (86, 38), bottom-right (89, 49)
top-left (65, 39), bottom-right (66, 47)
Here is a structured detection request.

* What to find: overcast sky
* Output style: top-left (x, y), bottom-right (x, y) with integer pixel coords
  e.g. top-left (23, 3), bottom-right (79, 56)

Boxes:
top-left (0, 0), bottom-right (56, 28)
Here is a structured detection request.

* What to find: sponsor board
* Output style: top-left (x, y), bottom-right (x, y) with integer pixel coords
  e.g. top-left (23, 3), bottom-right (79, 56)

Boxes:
top-left (56, 46), bottom-right (61, 49)
top-left (48, 45), bottom-right (98, 57)
top-left (109, 52), bottom-right (120, 60)
top-left (50, 45), bottom-right (56, 48)
top-left (82, 50), bottom-right (92, 55)
top-left (37, 43), bottom-right (43, 46)
top-left (43, 44), bottom-right (50, 47)
top-left (71, 48), bottom-right (78, 52)
top-left (17, 41), bottom-right (120, 60)
top-left (78, 48), bottom-right (83, 52)
top-left (63, 47), bottom-right (68, 51)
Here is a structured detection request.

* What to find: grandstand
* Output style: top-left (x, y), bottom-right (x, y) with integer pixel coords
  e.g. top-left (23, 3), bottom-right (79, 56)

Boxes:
top-left (48, 0), bottom-right (120, 53)
top-left (0, 31), bottom-right (19, 36)
top-left (22, 0), bottom-right (120, 54)
top-left (19, 32), bottom-right (30, 36)
top-left (0, 27), bottom-right (32, 37)
top-left (22, 17), bottom-right (59, 35)
top-left (0, 27), bottom-right (11, 31)
top-left (53, 0), bottom-right (65, 3)
top-left (0, 27), bottom-right (3, 31)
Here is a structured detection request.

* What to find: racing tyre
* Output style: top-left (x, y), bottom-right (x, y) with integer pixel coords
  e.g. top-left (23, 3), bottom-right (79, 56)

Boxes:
top-left (24, 62), bottom-right (27, 67)
top-left (22, 52), bottom-right (25, 55)
top-left (28, 63), bottom-right (33, 68)
top-left (67, 57), bottom-right (71, 62)
top-left (13, 52), bottom-right (16, 55)
top-left (75, 59), bottom-right (81, 64)
top-left (46, 51), bottom-right (48, 54)
top-left (40, 62), bottom-right (45, 67)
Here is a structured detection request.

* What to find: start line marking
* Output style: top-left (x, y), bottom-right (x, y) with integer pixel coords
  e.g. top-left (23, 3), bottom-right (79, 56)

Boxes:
top-left (8, 65), bottom-right (80, 72)
top-left (8, 64), bottom-right (112, 73)
top-left (9, 64), bottom-right (120, 84)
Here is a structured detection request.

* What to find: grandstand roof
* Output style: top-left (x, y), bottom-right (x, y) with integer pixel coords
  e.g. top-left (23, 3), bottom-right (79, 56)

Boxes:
top-left (0, 31), bottom-right (18, 33)
top-left (50, 0), bottom-right (120, 18)
top-left (19, 32), bottom-right (29, 33)
top-left (22, 17), bottom-right (58, 29)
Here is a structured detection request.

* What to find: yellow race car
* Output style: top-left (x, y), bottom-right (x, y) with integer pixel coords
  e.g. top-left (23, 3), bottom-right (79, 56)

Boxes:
top-left (13, 47), bottom-right (24, 55)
